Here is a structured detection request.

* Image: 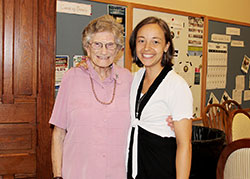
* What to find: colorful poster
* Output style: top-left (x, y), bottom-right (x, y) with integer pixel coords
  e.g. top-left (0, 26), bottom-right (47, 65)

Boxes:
top-left (55, 55), bottom-right (69, 88)
top-left (187, 16), bottom-right (204, 56)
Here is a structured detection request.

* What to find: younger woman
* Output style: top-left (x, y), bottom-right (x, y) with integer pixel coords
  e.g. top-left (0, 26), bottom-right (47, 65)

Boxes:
top-left (127, 17), bottom-right (193, 179)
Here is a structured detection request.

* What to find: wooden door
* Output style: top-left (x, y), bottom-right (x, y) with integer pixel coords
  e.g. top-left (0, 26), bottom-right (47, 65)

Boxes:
top-left (0, 0), bottom-right (56, 178)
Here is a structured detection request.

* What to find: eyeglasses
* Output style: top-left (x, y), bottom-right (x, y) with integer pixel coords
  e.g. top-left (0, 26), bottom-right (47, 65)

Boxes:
top-left (89, 41), bottom-right (117, 50)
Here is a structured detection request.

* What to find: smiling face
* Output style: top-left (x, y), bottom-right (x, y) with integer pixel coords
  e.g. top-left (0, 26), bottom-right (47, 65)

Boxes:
top-left (85, 31), bottom-right (119, 69)
top-left (136, 23), bottom-right (169, 70)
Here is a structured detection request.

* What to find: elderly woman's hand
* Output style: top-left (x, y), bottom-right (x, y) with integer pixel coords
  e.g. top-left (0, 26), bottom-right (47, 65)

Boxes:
top-left (166, 115), bottom-right (174, 131)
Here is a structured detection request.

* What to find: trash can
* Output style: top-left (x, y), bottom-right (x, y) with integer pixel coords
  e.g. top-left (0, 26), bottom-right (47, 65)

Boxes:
top-left (190, 125), bottom-right (226, 179)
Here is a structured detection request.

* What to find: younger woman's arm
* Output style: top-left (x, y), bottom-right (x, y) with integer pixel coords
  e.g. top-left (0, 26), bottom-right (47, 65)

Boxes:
top-left (174, 119), bottom-right (192, 179)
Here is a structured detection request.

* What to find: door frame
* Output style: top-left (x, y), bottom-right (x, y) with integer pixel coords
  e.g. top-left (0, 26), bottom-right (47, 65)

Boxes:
top-left (37, 0), bottom-right (56, 178)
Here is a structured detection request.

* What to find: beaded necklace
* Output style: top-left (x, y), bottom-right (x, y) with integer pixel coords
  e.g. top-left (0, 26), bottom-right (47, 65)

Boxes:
top-left (89, 74), bottom-right (116, 105)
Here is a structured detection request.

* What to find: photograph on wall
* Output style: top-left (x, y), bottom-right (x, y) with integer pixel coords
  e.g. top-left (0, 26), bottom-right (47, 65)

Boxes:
top-left (241, 55), bottom-right (250, 73)
top-left (55, 55), bottom-right (69, 89)
top-left (108, 5), bottom-right (126, 34)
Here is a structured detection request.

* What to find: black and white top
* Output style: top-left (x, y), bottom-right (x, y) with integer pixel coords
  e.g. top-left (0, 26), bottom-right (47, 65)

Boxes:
top-left (128, 67), bottom-right (193, 178)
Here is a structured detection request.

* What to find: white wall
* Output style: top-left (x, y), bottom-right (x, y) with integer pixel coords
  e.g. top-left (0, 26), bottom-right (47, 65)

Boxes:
top-left (120, 0), bottom-right (250, 24)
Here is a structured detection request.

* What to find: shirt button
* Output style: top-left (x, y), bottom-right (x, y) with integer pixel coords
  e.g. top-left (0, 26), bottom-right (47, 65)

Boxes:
top-left (102, 154), bottom-right (106, 158)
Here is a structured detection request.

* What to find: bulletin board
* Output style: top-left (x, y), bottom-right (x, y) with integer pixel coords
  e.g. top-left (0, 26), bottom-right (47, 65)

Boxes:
top-left (132, 8), bottom-right (205, 118)
top-left (206, 19), bottom-right (250, 109)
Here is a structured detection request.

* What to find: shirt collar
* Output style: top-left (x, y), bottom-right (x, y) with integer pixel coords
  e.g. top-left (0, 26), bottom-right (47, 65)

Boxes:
top-left (86, 59), bottom-right (122, 84)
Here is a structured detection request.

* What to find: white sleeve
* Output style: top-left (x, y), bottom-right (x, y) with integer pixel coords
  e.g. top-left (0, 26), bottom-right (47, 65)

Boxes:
top-left (168, 76), bottom-right (193, 121)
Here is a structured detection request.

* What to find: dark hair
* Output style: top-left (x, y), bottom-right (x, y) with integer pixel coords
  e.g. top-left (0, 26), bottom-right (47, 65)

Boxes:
top-left (129, 16), bottom-right (174, 67)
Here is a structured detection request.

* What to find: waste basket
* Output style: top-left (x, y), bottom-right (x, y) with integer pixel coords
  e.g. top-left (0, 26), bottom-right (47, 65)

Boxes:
top-left (190, 125), bottom-right (226, 179)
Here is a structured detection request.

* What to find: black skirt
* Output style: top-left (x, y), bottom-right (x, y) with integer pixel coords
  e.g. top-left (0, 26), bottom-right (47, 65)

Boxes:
top-left (127, 126), bottom-right (177, 179)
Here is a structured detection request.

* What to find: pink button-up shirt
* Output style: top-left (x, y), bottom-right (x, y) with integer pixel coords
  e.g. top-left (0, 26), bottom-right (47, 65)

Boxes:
top-left (50, 60), bottom-right (133, 179)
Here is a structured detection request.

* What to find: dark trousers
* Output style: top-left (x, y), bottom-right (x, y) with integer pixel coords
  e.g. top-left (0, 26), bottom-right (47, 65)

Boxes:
top-left (127, 127), bottom-right (177, 179)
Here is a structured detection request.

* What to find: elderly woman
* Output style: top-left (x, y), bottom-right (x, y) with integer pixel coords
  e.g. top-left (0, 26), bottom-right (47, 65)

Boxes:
top-left (50, 15), bottom-right (133, 179)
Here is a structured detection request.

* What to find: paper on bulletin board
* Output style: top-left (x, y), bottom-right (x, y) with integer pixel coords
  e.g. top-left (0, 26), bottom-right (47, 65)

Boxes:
top-left (220, 91), bottom-right (232, 104)
top-left (226, 27), bottom-right (240, 36)
top-left (211, 34), bottom-right (231, 43)
top-left (206, 66), bottom-right (227, 89)
top-left (57, 1), bottom-right (92, 16)
top-left (207, 92), bottom-right (219, 105)
top-left (235, 75), bottom-right (245, 90)
top-left (231, 40), bottom-right (244, 47)
top-left (244, 90), bottom-right (250, 101)
top-left (232, 89), bottom-right (242, 104)
top-left (207, 42), bottom-right (228, 66)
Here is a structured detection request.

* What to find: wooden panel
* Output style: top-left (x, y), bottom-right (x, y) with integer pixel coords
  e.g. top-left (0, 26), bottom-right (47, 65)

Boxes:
top-left (201, 17), bottom-right (209, 115)
top-left (0, 103), bottom-right (36, 123)
top-left (15, 173), bottom-right (36, 178)
top-left (0, 153), bottom-right (36, 175)
top-left (36, 0), bottom-right (55, 178)
top-left (0, 0), bottom-right (3, 101)
top-left (2, 0), bottom-right (14, 104)
top-left (0, 124), bottom-right (36, 154)
top-left (0, 0), bottom-right (39, 178)
top-left (0, 128), bottom-right (32, 151)
top-left (125, 3), bottom-right (133, 71)
top-left (2, 175), bottom-right (14, 179)
top-left (14, 0), bottom-right (37, 96)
